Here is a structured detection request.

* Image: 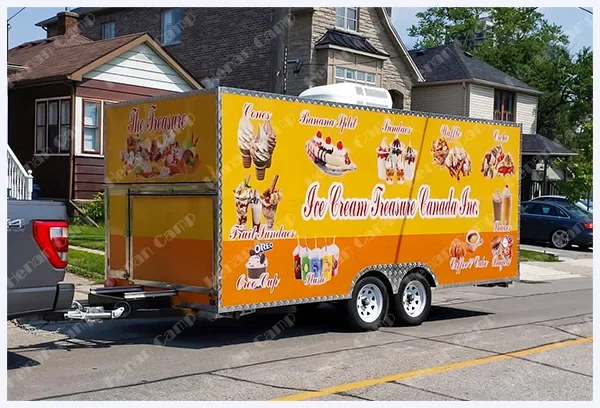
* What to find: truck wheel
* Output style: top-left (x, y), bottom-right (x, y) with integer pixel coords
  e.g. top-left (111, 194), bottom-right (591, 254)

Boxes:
top-left (394, 273), bottom-right (431, 326)
top-left (344, 276), bottom-right (388, 331)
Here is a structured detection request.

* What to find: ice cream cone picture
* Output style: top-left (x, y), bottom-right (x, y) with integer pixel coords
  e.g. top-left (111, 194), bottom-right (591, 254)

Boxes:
top-left (234, 174), bottom-right (252, 228)
top-left (263, 120), bottom-right (277, 168)
top-left (261, 175), bottom-right (282, 230)
top-left (238, 116), bottom-right (254, 168)
top-left (251, 124), bottom-right (270, 180)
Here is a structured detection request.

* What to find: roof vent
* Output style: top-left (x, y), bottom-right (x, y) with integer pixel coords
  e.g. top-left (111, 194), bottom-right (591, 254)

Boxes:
top-left (416, 50), bottom-right (425, 56)
top-left (464, 51), bottom-right (473, 57)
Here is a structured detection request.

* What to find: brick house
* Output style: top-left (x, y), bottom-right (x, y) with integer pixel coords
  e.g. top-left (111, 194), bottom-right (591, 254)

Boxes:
top-left (8, 12), bottom-right (201, 200)
top-left (37, 7), bottom-right (423, 108)
top-left (409, 42), bottom-right (576, 201)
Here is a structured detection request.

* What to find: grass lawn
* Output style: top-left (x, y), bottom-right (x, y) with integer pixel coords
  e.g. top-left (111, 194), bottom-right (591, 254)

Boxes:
top-left (67, 248), bottom-right (105, 284)
top-left (69, 224), bottom-right (105, 251)
top-left (519, 249), bottom-right (560, 262)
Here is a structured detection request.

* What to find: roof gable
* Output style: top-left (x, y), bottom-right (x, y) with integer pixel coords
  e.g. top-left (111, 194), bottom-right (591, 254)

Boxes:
top-left (316, 28), bottom-right (389, 57)
top-left (409, 43), bottom-right (538, 93)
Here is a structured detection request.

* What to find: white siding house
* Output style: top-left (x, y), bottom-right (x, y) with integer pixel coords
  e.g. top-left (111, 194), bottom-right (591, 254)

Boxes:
top-left (516, 93), bottom-right (538, 134)
top-left (410, 84), bottom-right (467, 116)
top-left (467, 84), bottom-right (494, 120)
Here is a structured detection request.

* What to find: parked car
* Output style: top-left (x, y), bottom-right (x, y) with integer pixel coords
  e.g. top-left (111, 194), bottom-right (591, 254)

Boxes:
top-left (520, 200), bottom-right (593, 249)
top-left (7, 200), bottom-right (74, 319)
top-left (531, 195), bottom-right (592, 214)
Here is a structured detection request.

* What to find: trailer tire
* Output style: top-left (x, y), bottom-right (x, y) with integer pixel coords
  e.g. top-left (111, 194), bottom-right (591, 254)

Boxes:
top-left (394, 272), bottom-right (431, 326)
top-left (344, 276), bottom-right (389, 331)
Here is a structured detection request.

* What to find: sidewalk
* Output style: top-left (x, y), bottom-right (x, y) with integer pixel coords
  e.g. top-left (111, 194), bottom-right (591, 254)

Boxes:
top-left (70, 245), bottom-right (105, 255)
top-left (520, 256), bottom-right (592, 281)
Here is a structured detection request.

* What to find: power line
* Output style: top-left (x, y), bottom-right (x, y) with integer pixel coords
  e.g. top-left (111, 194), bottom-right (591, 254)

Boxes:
top-left (578, 7), bottom-right (592, 15)
top-left (8, 7), bottom-right (26, 22)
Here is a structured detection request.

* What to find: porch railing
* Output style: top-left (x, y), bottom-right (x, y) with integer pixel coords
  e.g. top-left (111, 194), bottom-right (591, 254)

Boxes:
top-left (7, 146), bottom-right (33, 200)
top-left (530, 179), bottom-right (561, 199)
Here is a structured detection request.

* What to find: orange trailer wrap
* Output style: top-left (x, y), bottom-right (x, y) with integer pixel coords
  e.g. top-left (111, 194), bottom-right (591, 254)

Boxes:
top-left (218, 90), bottom-right (520, 311)
top-left (103, 87), bottom-right (521, 319)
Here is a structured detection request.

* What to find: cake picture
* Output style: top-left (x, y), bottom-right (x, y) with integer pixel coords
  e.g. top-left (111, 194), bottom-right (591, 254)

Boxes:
top-left (306, 130), bottom-right (357, 176)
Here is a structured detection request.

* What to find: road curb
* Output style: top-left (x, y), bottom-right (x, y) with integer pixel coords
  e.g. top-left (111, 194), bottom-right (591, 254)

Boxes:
top-left (519, 245), bottom-right (559, 260)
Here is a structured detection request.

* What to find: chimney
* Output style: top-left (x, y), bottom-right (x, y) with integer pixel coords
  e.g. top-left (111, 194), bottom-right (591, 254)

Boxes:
top-left (56, 11), bottom-right (79, 36)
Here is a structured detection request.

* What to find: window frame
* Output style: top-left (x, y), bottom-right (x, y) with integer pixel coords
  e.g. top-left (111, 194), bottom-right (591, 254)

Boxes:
top-left (161, 8), bottom-right (183, 46)
top-left (34, 97), bottom-right (72, 155)
top-left (102, 22), bottom-right (116, 39)
top-left (334, 67), bottom-right (376, 86)
top-left (82, 99), bottom-right (102, 155)
top-left (494, 89), bottom-right (516, 122)
top-left (335, 7), bottom-right (359, 31)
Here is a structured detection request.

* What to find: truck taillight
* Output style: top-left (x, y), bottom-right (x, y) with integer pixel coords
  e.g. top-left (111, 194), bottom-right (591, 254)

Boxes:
top-left (33, 221), bottom-right (69, 268)
top-left (584, 223), bottom-right (593, 230)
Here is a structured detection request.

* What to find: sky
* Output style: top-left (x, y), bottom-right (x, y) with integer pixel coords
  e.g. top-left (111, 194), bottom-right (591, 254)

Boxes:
top-left (7, 7), bottom-right (593, 53)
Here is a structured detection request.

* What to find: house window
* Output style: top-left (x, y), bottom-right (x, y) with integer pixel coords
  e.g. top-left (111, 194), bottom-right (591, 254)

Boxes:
top-left (494, 89), bottom-right (515, 122)
top-left (83, 101), bottom-right (101, 154)
top-left (335, 67), bottom-right (376, 85)
top-left (162, 8), bottom-right (183, 45)
top-left (336, 7), bottom-right (358, 31)
top-left (102, 22), bottom-right (116, 39)
top-left (35, 98), bottom-right (71, 154)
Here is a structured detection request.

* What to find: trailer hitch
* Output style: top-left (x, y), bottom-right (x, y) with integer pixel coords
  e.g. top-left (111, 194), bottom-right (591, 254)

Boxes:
top-left (64, 301), bottom-right (126, 321)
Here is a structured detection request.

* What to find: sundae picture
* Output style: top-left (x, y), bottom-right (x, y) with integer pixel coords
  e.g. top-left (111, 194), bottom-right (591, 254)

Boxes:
top-left (306, 131), bottom-right (357, 176)
top-left (376, 138), bottom-right (389, 180)
top-left (261, 175), bottom-right (282, 230)
top-left (246, 247), bottom-right (268, 280)
top-left (378, 136), bottom-right (418, 184)
top-left (481, 145), bottom-right (515, 178)
top-left (119, 131), bottom-right (200, 179)
top-left (234, 175), bottom-right (253, 227)
top-left (237, 115), bottom-right (277, 177)
top-left (250, 189), bottom-right (262, 230)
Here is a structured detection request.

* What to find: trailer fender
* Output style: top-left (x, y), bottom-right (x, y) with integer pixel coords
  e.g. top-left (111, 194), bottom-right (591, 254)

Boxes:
top-left (349, 263), bottom-right (438, 297)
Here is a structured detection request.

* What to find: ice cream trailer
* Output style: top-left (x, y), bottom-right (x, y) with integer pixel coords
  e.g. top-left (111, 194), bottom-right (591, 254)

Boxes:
top-left (77, 86), bottom-right (521, 331)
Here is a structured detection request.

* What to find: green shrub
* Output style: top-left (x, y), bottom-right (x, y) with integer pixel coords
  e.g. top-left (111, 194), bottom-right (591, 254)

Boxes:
top-left (82, 192), bottom-right (105, 223)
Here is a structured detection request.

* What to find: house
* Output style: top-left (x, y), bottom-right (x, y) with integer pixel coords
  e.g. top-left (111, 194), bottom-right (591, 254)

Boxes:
top-left (408, 42), bottom-right (576, 201)
top-left (8, 12), bottom-right (202, 201)
top-left (36, 7), bottom-right (423, 108)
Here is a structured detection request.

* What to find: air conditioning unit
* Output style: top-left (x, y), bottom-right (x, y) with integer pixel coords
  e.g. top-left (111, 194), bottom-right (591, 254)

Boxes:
top-left (299, 83), bottom-right (393, 109)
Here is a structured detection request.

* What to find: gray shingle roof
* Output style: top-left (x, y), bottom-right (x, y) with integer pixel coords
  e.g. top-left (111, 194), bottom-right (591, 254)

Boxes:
top-left (522, 134), bottom-right (576, 156)
top-left (409, 42), bottom-right (538, 93)
top-left (315, 28), bottom-right (389, 57)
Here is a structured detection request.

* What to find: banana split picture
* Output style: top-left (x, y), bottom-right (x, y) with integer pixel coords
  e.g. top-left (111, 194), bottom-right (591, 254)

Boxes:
top-left (306, 131), bottom-right (357, 176)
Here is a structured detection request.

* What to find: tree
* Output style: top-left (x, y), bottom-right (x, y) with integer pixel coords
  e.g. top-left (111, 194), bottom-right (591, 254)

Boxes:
top-left (409, 8), bottom-right (592, 200)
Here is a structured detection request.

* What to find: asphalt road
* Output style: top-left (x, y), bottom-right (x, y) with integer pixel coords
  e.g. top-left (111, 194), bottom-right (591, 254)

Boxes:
top-left (7, 277), bottom-right (593, 401)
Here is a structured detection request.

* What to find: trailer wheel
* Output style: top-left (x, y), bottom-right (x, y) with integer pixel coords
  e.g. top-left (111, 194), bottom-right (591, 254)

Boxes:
top-left (344, 276), bottom-right (389, 331)
top-left (394, 272), bottom-right (431, 326)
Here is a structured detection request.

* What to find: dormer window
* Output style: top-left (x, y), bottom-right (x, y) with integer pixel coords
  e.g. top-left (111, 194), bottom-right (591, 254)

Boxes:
top-left (336, 8), bottom-right (358, 31)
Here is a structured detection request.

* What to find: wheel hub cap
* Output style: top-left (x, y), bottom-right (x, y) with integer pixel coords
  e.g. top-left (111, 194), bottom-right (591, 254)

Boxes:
top-left (356, 283), bottom-right (383, 323)
top-left (403, 281), bottom-right (426, 318)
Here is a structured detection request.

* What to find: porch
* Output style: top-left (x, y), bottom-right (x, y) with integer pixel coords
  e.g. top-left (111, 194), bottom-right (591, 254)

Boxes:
top-left (520, 133), bottom-right (577, 201)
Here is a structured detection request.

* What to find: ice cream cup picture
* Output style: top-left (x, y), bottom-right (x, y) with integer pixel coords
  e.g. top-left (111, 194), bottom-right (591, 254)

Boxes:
top-left (246, 249), bottom-right (268, 280)
top-left (466, 230), bottom-right (483, 252)
top-left (500, 185), bottom-right (511, 226)
top-left (376, 138), bottom-right (389, 181)
top-left (385, 155), bottom-right (395, 184)
top-left (238, 116), bottom-right (254, 169)
top-left (404, 142), bottom-right (417, 181)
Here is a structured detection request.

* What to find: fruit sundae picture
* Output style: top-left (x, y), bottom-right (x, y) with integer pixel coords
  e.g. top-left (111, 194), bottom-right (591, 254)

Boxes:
top-left (119, 132), bottom-right (200, 179)
top-left (430, 136), bottom-right (471, 181)
top-left (306, 131), bottom-right (357, 176)
top-left (377, 136), bottom-right (418, 184)
top-left (234, 174), bottom-right (283, 231)
top-left (294, 236), bottom-right (340, 285)
top-left (237, 115), bottom-right (277, 181)
top-left (481, 145), bottom-right (515, 179)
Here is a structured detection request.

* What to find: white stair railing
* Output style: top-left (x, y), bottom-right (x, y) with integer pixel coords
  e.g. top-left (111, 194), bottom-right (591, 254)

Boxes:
top-left (7, 145), bottom-right (33, 200)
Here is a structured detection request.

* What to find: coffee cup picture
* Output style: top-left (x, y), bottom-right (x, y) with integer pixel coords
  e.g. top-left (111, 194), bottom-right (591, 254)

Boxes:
top-left (466, 230), bottom-right (483, 251)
